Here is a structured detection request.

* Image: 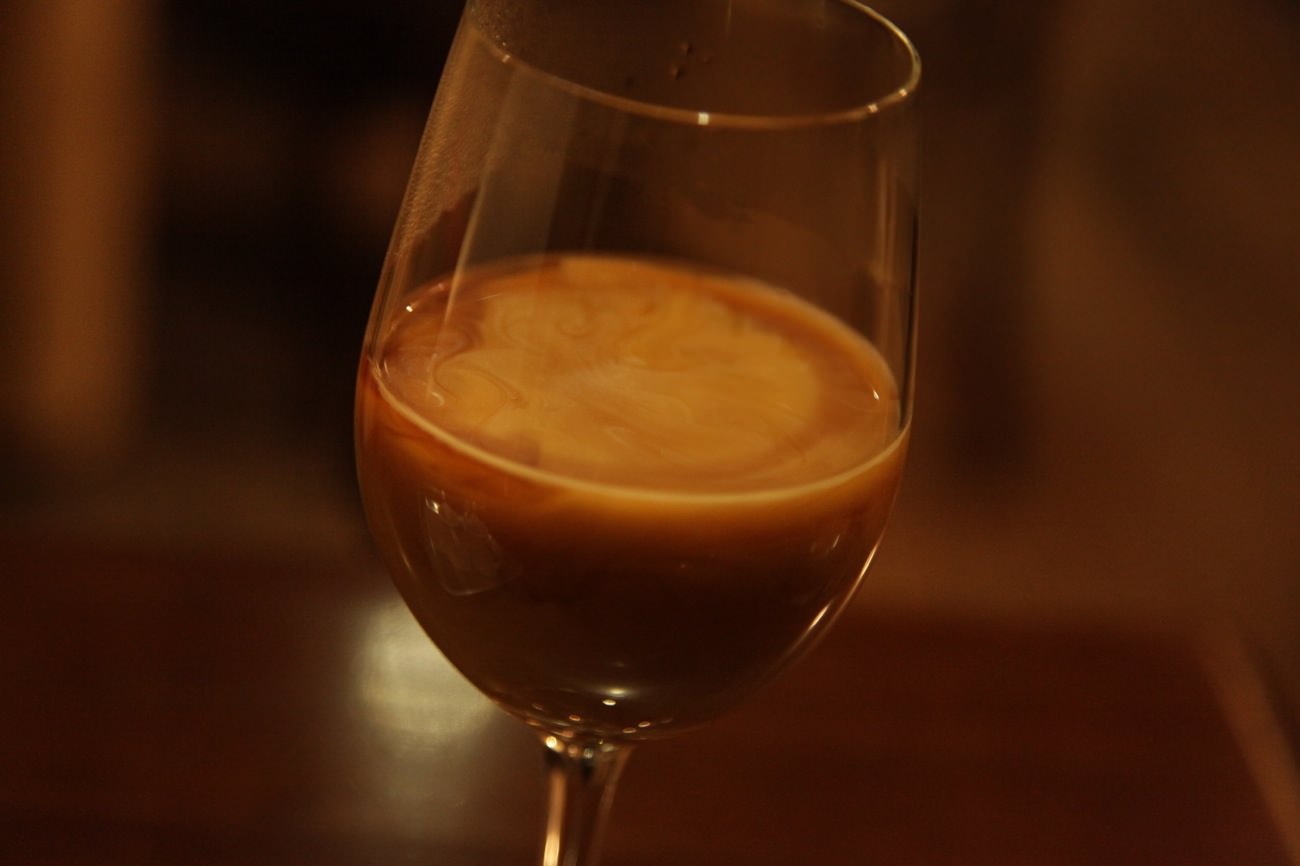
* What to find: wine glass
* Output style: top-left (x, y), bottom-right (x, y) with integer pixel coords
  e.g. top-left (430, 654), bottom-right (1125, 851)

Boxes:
top-left (355, 1), bottom-right (919, 864)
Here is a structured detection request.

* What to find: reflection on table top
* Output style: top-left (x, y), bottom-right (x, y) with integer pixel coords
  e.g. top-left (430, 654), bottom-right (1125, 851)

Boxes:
top-left (3, 536), bottom-right (1296, 866)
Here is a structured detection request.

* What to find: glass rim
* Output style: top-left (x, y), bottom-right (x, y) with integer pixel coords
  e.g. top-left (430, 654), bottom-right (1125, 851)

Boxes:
top-left (475, 0), bottom-right (921, 131)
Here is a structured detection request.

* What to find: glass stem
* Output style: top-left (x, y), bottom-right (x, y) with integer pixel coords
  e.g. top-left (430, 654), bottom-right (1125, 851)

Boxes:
top-left (539, 734), bottom-right (633, 866)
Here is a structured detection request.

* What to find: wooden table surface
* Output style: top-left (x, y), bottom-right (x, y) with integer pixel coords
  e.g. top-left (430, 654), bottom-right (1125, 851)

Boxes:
top-left (3, 536), bottom-right (1296, 865)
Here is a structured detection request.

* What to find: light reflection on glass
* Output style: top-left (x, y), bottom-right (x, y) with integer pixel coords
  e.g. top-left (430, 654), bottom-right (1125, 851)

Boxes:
top-left (806, 603), bottom-right (831, 633)
top-left (345, 595), bottom-right (540, 847)
top-left (353, 596), bottom-right (493, 744)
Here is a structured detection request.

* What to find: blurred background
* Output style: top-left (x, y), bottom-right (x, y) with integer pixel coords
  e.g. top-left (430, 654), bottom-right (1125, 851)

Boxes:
top-left (2, 0), bottom-right (1297, 752)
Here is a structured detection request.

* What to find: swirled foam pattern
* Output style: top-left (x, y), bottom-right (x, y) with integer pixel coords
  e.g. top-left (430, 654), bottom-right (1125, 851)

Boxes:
top-left (379, 255), bottom-right (898, 493)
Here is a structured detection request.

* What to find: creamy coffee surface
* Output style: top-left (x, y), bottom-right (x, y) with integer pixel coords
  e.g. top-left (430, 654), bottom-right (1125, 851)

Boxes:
top-left (378, 255), bottom-right (898, 492)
